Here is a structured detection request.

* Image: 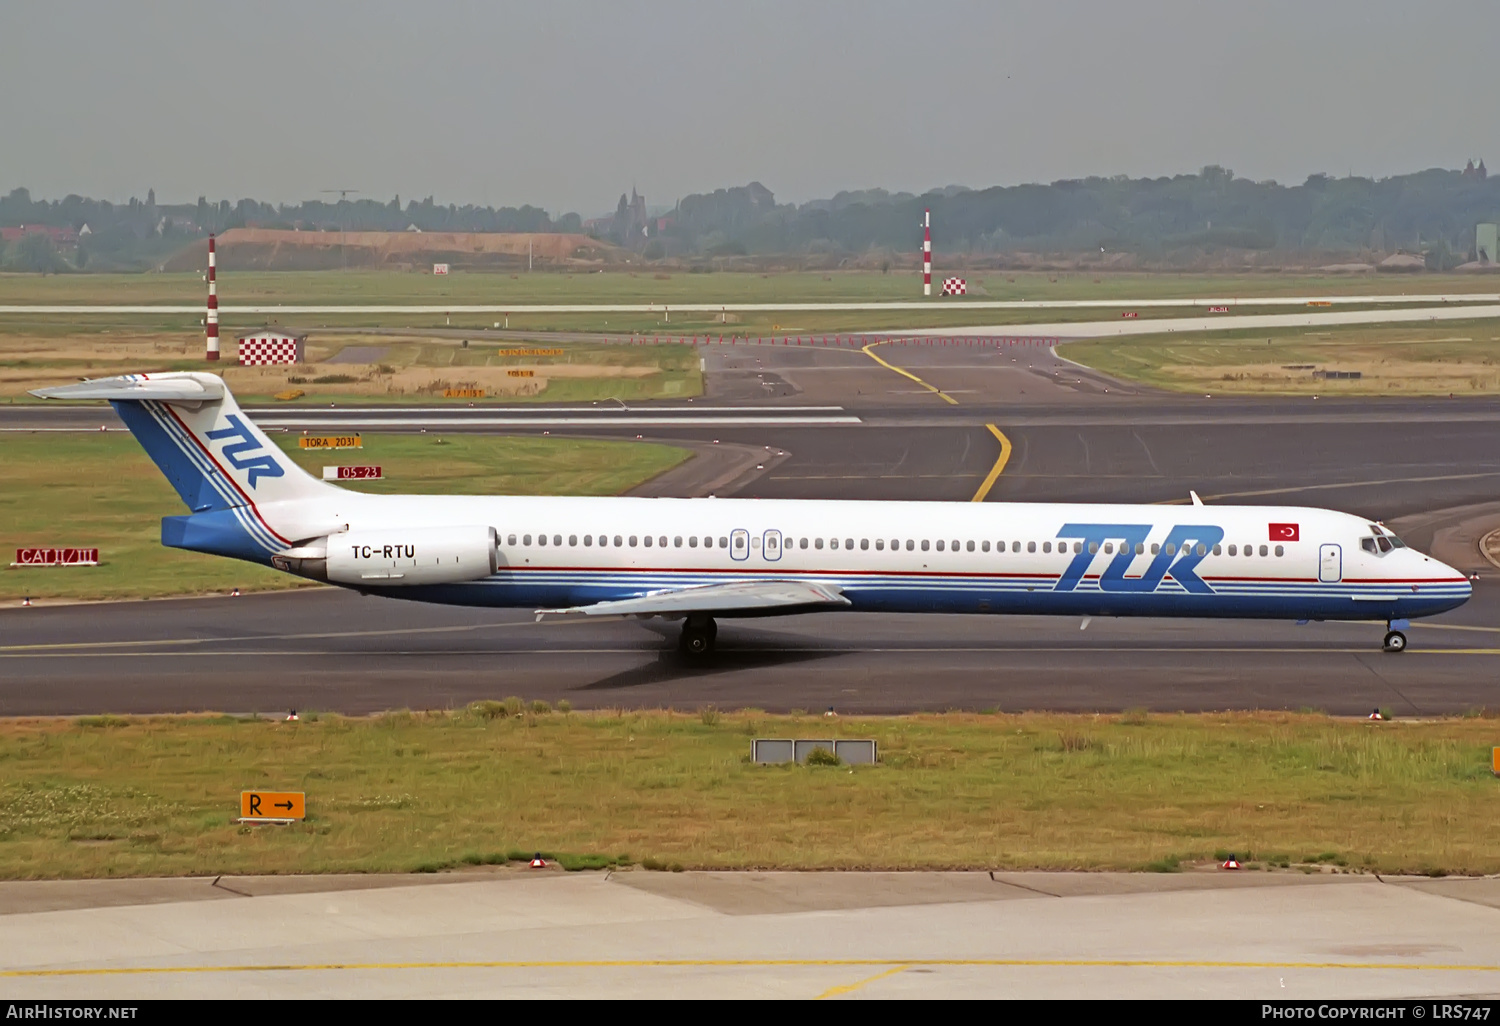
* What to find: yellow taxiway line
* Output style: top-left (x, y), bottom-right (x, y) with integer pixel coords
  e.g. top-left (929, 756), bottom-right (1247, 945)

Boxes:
top-left (856, 340), bottom-right (1012, 501)
top-left (815, 963), bottom-right (911, 998)
top-left (6, 957), bottom-right (1500, 978)
top-left (860, 340), bottom-right (959, 405)
top-left (972, 424), bottom-right (1012, 502)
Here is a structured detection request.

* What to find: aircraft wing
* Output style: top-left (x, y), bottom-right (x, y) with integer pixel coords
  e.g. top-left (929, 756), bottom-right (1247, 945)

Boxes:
top-left (534, 579), bottom-right (850, 622)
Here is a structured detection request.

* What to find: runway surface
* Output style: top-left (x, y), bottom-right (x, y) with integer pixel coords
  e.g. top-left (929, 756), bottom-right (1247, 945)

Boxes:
top-left (5, 336), bottom-right (1500, 716)
top-left (4, 870), bottom-right (1498, 999)
top-left (4, 586), bottom-right (1499, 717)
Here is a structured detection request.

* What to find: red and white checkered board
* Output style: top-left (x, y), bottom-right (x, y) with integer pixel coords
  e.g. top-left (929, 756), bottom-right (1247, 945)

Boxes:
top-left (941, 278), bottom-right (966, 295)
top-left (238, 338), bottom-right (303, 366)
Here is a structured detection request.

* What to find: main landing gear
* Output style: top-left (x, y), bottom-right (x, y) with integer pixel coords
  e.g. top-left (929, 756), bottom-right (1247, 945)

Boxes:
top-left (1383, 619), bottom-right (1409, 654)
top-left (678, 615), bottom-right (718, 657)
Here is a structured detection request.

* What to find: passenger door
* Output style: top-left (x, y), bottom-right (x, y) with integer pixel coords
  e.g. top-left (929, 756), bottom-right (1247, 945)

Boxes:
top-left (1319, 543), bottom-right (1342, 583)
top-left (763, 529), bottom-right (782, 562)
top-left (731, 529), bottom-right (749, 562)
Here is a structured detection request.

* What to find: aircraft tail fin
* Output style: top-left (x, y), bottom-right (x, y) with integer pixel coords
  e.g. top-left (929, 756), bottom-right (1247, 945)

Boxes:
top-left (31, 372), bottom-right (335, 555)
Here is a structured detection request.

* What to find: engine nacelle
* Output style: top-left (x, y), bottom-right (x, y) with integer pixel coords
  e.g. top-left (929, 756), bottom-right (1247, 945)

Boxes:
top-left (275, 526), bottom-right (498, 586)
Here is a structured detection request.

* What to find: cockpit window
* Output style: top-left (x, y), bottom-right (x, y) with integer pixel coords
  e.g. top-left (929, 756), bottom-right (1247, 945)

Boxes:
top-left (1360, 538), bottom-right (1378, 553)
top-left (1369, 524), bottom-right (1385, 536)
top-left (1376, 536), bottom-right (1393, 553)
top-left (1390, 536), bottom-right (1406, 548)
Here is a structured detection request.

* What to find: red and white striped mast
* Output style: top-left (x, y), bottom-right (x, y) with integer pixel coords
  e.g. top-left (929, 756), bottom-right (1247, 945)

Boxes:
top-left (205, 233), bottom-right (220, 361)
top-left (922, 208), bottom-right (932, 297)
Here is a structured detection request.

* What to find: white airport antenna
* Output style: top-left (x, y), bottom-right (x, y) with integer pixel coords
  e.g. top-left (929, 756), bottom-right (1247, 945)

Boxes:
top-left (320, 189), bottom-right (360, 271)
top-left (922, 209), bottom-right (932, 297)
top-left (205, 234), bottom-right (219, 362)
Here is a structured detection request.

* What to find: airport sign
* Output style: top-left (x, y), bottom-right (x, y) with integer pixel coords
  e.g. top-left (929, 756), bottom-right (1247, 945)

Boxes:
top-left (240, 790), bottom-right (306, 822)
top-left (443, 387), bottom-right (486, 398)
top-left (507, 370), bottom-right (536, 378)
top-left (323, 465), bottom-right (383, 481)
top-left (12, 547), bottom-right (99, 567)
top-left (498, 348), bottom-right (564, 357)
top-left (299, 434), bottom-right (362, 450)
top-left (433, 263), bottom-right (449, 275)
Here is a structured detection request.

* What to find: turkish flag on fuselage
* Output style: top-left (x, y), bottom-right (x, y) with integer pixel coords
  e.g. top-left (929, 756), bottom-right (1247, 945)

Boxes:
top-left (1269, 523), bottom-right (1300, 541)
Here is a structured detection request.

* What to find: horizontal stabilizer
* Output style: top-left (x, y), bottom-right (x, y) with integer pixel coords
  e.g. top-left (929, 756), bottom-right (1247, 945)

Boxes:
top-left (535, 579), bottom-right (850, 622)
top-left (29, 374), bottom-right (225, 403)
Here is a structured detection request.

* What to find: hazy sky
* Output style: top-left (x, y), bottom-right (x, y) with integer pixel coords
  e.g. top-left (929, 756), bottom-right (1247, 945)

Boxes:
top-left (2, 1), bottom-right (1496, 215)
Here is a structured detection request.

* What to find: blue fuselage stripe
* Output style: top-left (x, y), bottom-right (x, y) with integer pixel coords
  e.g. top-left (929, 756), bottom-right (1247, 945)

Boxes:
top-left (358, 566), bottom-right (1470, 620)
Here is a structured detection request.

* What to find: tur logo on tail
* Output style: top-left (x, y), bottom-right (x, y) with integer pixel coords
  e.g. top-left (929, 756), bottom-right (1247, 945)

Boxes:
top-left (205, 415), bottom-right (284, 487)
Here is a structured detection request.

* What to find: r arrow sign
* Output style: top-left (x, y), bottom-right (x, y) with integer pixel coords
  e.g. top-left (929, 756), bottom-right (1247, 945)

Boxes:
top-left (240, 791), bottom-right (306, 821)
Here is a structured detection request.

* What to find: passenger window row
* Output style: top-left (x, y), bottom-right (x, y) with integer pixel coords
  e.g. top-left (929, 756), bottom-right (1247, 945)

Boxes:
top-left (501, 533), bottom-right (1287, 558)
top-left (506, 534), bottom-right (726, 548)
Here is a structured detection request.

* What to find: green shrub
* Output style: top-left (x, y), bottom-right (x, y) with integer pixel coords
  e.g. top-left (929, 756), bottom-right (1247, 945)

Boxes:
top-left (804, 746), bottom-right (841, 767)
top-left (74, 716), bottom-right (130, 729)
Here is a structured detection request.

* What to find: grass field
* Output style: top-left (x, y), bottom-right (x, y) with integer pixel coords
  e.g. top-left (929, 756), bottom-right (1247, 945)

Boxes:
top-left (0, 329), bottom-right (704, 403)
top-left (1058, 319), bottom-right (1500, 395)
top-left (3, 269), bottom-right (1498, 306)
top-left (1, 269), bottom-right (1494, 339)
top-left (0, 709), bottom-right (1496, 879)
top-left (0, 433), bottom-right (688, 602)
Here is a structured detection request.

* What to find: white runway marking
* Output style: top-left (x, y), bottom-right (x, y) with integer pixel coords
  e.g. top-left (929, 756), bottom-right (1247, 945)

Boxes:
top-left (2, 295), bottom-right (1499, 315)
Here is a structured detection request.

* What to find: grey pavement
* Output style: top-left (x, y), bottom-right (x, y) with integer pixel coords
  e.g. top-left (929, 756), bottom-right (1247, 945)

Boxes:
top-left (1, 870), bottom-right (1497, 999)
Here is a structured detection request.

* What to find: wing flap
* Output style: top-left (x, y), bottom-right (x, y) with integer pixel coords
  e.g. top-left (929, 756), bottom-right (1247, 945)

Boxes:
top-left (535, 579), bottom-right (849, 622)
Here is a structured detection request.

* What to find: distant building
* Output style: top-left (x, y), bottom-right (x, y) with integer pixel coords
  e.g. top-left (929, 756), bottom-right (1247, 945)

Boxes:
top-left (405, 223), bottom-right (422, 232)
top-left (1463, 159), bottom-right (1488, 180)
top-left (1478, 224), bottom-right (1499, 264)
top-left (0, 225), bottom-right (79, 246)
top-left (589, 187), bottom-right (653, 244)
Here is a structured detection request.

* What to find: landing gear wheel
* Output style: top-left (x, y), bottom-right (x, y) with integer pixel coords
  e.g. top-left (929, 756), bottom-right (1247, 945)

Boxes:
top-left (678, 616), bottom-right (717, 657)
top-left (1382, 630), bottom-right (1407, 653)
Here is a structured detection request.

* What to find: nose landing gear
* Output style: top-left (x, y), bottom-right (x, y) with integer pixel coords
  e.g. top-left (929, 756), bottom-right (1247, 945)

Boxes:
top-left (678, 615), bottom-right (718, 657)
top-left (1382, 618), bottom-right (1409, 653)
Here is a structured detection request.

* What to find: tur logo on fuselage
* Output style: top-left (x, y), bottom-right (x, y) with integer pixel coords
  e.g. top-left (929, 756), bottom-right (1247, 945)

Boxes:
top-left (205, 414), bottom-right (284, 488)
top-left (1053, 523), bottom-right (1226, 594)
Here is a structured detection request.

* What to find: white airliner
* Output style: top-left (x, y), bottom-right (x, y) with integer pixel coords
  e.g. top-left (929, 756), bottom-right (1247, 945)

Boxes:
top-left (34, 372), bottom-right (1471, 655)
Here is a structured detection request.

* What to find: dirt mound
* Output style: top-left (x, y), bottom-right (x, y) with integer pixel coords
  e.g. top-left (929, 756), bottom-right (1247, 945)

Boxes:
top-left (163, 230), bottom-right (624, 272)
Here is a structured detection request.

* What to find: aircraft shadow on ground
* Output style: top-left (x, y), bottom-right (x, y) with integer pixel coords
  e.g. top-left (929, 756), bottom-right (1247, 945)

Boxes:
top-left (575, 643), bottom-right (842, 691)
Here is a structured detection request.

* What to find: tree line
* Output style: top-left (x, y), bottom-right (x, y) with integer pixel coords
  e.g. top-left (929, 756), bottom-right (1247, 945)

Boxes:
top-left (3, 164), bottom-right (1499, 272)
top-left (0, 188), bottom-right (577, 272)
top-left (658, 167), bottom-right (1500, 268)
